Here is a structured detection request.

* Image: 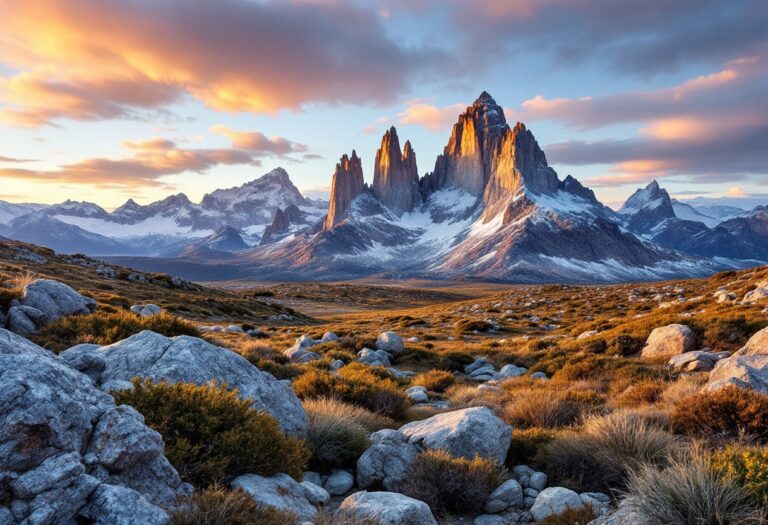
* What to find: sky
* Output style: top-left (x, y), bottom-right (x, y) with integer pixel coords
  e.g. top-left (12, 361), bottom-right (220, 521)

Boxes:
top-left (0, 0), bottom-right (766, 210)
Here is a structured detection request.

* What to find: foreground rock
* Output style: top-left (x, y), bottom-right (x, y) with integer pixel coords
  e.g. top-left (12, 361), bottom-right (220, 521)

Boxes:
top-left (357, 430), bottom-right (419, 491)
top-left (707, 354), bottom-right (768, 393)
top-left (641, 324), bottom-right (696, 359)
top-left (376, 331), bottom-right (404, 353)
top-left (96, 330), bottom-right (307, 436)
top-left (668, 350), bottom-right (729, 372)
top-left (530, 487), bottom-right (585, 521)
top-left (339, 491), bottom-right (437, 525)
top-left (735, 326), bottom-right (768, 356)
top-left (399, 407), bottom-right (512, 463)
top-left (5, 279), bottom-right (96, 336)
top-left (232, 473), bottom-right (318, 521)
top-left (0, 328), bottom-right (189, 524)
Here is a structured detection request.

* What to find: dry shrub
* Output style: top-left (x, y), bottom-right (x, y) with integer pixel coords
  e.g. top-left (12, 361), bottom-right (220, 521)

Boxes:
top-left (113, 379), bottom-right (309, 486)
top-left (314, 510), bottom-right (377, 525)
top-left (412, 370), bottom-right (456, 392)
top-left (10, 271), bottom-right (37, 290)
top-left (659, 374), bottom-right (708, 406)
top-left (538, 506), bottom-right (597, 525)
top-left (612, 381), bottom-right (665, 408)
top-left (400, 450), bottom-right (503, 516)
top-left (626, 446), bottom-right (763, 525)
top-left (170, 485), bottom-right (296, 525)
top-left (33, 310), bottom-right (200, 352)
top-left (446, 384), bottom-right (505, 413)
top-left (454, 319), bottom-right (492, 334)
top-left (540, 411), bottom-right (680, 492)
top-left (503, 390), bottom-right (583, 429)
top-left (671, 386), bottom-right (768, 442)
top-left (304, 399), bottom-right (369, 471)
top-left (506, 427), bottom-right (557, 467)
top-left (293, 363), bottom-right (409, 420)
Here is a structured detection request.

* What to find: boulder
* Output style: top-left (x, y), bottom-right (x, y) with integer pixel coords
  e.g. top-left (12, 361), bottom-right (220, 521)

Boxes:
top-left (376, 331), bottom-right (404, 354)
top-left (338, 491), bottom-right (437, 525)
top-left (586, 500), bottom-right (646, 525)
top-left (21, 279), bottom-right (96, 321)
top-left (668, 350), bottom-right (729, 372)
top-left (324, 469), bottom-right (354, 496)
top-left (300, 481), bottom-right (330, 506)
top-left (496, 364), bottom-right (527, 380)
top-left (284, 334), bottom-right (320, 362)
top-left (530, 487), bottom-right (585, 521)
top-left (96, 330), bottom-right (307, 436)
top-left (232, 473), bottom-right (318, 522)
top-left (6, 305), bottom-right (46, 336)
top-left (0, 328), bottom-right (189, 524)
top-left (321, 331), bottom-right (339, 343)
top-left (358, 348), bottom-right (392, 367)
top-left (743, 286), bottom-right (768, 303)
top-left (130, 304), bottom-right (162, 317)
top-left (577, 330), bottom-right (598, 339)
top-left (735, 327), bottom-right (768, 356)
top-left (399, 407), bottom-right (512, 464)
top-left (484, 479), bottom-right (524, 513)
top-left (707, 354), bottom-right (768, 393)
top-left (357, 430), bottom-right (419, 491)
top-left (59, 344), bottom-right (106, 382)
top-left (641, 324), bottom-right (696, 359)
top-left (405, 386), bottom-right (428, 403)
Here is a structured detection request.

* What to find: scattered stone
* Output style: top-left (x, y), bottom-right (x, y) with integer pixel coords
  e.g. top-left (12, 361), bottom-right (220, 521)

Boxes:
top-left (405, 386), bottom-right (429, 403)
top-left (530, 487), bottom-right (585, 521)
top-left (577, 330), bottom-right (599, 339)
top-left (357, 347), bottom-right (393, 367)
top-left (641, 324), bottom-right (696, 359)
top-left (225, 324), bottom-right (244, 333)
top-left (357, 430), bottom-right (419, 491)
top-left (668, 350), bottom-right (729, 372)
top-left (330, 359), bottom-right (345, 371)
top-left (232, 473), bottom-right (318, 522)
top-left (300, 481), bottom-right (330, 506)
top-left (376, 331), bottom-right (404, 353)
top-left (586, 500), bottom-right (646, 525)
top-left (484, 479), bottom-right (524, 513)
top-left (399, 407), bottom-right (512, 464)
top-left (338, 491), bottom-right (437, 525)
top-left (129, 304), bottom-right (162, 317)
top-left (530, 371), bottom-right (548, 380)
top-left (321, 331), bottom-right (339, 342)
top-left (528, 471), bottom-right (548, 491)
top-left (324, 469), bottom-right (354, 496)
top-left (97, 330), bottom-right (307, 436)
top-left (496, 364), bottom-right (527, 380)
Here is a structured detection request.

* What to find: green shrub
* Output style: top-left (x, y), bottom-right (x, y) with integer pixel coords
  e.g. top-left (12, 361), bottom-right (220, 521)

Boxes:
top-left (539, 506), bottom-right (597, 525)
top-left (412, 370), bottom-right (456, 392)
top-left (671, 386), bottom-right (768, 441)
top-left (293, 364), bottom-right (409, 420)
top-left (712, 444), bottom-right (768, 507)
top-left (113, 379), bottom-right (309, 486)
top-left (303, 398), bottom-right (371, 471)
top-left (33, 311), bottom-right (200, 352)
top-left (400, 450), bottom-right (503, 516)
top-left (626, 446), bottom-right (763, 525)
top-left (540, 411), bottom-right (680, 492)
top-left (170, 485), bottom-right (296, 525)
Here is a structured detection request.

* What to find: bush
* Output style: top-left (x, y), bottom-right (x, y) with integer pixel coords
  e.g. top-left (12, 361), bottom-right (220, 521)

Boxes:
top-left (412, 370), bottom-right (455, 392)
top-left (400, 450), bottom-right (503, 516)
top-left (303, 398), bottom-right (371, 471)
top-left (712, 444), bottom-right (768, 507)
top-left (626, 446), bottom-right (763, 525)
top-left (293, 364), bottom-right (409, 420)
top-left (538, 506), bottom-right (597, 525)
top-left (540, 411), bottom-right (680, 492)
top-left (437, 351), bottom-right (474, 371)
top-left (671, 386), bottom-right (768, 442)
top-left (506, 427), bottom-right (557, 467)
top-left (170, 485), bottom-right (296, 525)
top-left (503, 391), bottom-right (583, 429)
top-left (113, 379), bottom-right (309, 486)
top-left (33, 311), bottom-right (200, 352)
top-left (455, 319), bottom-right (492, 334)
top-left (612, 381), bottom-right (664, 408)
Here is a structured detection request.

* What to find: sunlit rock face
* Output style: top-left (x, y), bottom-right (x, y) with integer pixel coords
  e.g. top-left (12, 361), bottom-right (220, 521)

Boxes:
top-left (421, 91), bottom-right (508, 197)
top-left (324, 151), bottom-right (365, 229)
top-left (372, 127), bottom-right (420, 216)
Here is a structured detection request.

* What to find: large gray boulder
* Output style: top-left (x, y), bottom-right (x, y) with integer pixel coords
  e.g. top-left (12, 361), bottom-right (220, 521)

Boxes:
top-left (21, 279), bottom-right (96, 322)
top-left (0, 328), bottom-right (188, 524)
top-left (232, 473), bottom-right (318, 521)
top-left (376, 331), bottom-right (404, 354)
top-left (7, 305), bottom-right (47, 336)
top-left (96, 330), bottom-right (307, 436)
top-left (60, 343), bottom-right (106, 382)
top-left (530, 487), bottom-right (585, 521)
top-left (641, 324), bottom-right (696, 359)
top-left (707, 354), bottom-right (768, 393)
top-left (338, 491), bottom-right (437, 525)
top-left (398, 407), bottom-right (512, 464)
top-left (735, 326), bottom-right (768, 356)
top-left (357, 429), bottom-right (419, 491)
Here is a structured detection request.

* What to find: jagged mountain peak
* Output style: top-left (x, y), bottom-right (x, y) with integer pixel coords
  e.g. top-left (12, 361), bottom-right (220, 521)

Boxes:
top-left (373, 126), bottom-right (420, 216)
top-left (619, 180), bottom-right (677, 235)
top-left (325, 151), bottom-right (365, 230)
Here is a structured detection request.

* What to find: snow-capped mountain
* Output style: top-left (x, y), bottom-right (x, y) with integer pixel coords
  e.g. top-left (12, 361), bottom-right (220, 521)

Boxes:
top-left (0, 168), bottom-right (327, 255)
top-left (142, 92), bottom-right (735, 283)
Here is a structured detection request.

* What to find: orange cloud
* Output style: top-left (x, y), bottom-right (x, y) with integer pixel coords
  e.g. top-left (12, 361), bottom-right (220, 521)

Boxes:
top-left (210, 125), bottom-right (308, 155)
top-left (0, 0), bottom-right (440, 126)
top-left (398, 103), bottom-right (467, 131)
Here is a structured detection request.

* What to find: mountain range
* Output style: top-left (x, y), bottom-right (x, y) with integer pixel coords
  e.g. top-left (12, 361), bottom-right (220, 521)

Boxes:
top-left (1, 92), bottom-right (766, 283)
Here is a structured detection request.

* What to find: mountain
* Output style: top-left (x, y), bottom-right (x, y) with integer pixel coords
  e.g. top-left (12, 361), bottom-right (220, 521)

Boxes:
top-left (121, 92), bottom-right (734, 283)
top-left (619, 181), bottom-right (676, 234)
top-left (670, 199), bottom-right (720, 228)
top-left (1, 168), bottom-right (327, 255)
top-left (5, 214), bottom-right (126, 255)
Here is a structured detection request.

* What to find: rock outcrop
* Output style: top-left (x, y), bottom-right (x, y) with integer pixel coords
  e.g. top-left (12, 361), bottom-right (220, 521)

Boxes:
top-left (0, 328), bottom-right (189, 524)
top-left (357, 429), bottom-right (419, 491)
top-left (372, 128), bottom-right (421, 215)
top-left (95, 330), bottom-right (307, 436)
top-left (5, 279), bottom-right (97, 336)
top-left (398, 406), bottom-right (512, 464)
top-left (324, 151), bottom-right (365, 229)
top-left (232, 473), bottom-right (319, 521)
top-left (261, 205), bottom-right (303, 245)
top-left (338, 491), bottom-right (438, 525)
top-left (641, 324), bottom-right (696, 359)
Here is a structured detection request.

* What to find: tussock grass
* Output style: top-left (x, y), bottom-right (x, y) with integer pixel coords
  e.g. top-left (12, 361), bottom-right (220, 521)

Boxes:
top-left (170, 485), bottom-right (296, 525)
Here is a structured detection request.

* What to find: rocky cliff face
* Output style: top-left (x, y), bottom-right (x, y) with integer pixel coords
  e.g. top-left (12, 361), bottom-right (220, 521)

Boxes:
top-left (619, 181), bottom-right (676, 234)
top-left (372, 128), bottom-right (420, 216)
top-left (421, 91), bottom-right (508, 197)
top-left (324, 151), bottom-right (365, 230)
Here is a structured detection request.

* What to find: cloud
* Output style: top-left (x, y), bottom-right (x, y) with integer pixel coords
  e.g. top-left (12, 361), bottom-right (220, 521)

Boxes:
top-left (210, 125), bottom-right (308, 156)
top-left (0, 155), bottom-right (36, 163)
top-left (0, 138), bottom-right (257, 189)
top-left (0, 0), bottom-right (447, 126)
top-left (726, 186), bottom-right (748, 198)
top-left (397, 102), bottom-right (466, 131)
